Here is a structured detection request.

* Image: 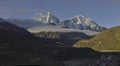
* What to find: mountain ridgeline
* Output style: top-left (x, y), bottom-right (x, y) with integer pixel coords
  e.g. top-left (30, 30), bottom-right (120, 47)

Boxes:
top-left (73, 26), bottom-right (120, 51)
top-left (0, 18), bottom-right (34, 42)
top-left (33, 12), bottom-right (106, 31)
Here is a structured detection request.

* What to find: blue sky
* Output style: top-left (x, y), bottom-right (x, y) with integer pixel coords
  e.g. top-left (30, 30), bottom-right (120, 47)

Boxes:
top-left (0, 0), bottom-right (120, 28)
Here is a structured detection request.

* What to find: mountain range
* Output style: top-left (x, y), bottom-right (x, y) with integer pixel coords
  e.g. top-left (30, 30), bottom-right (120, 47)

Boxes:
top-left (0, 17), bottom-right (101, 65)
top-left (1, 12), bottom-right (119, 65)
top-left (33, 12), bottom-right (106, 31)
top-left (6, 12), bottom-right (106, 32)
top-left (0, 17), bottom-right (120, 66)
top-left (5, 12), bottom-right (106, 37)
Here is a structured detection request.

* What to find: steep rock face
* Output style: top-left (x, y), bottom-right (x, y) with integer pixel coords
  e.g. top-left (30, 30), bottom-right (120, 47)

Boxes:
top-left (33, 12), bottom-right (60, 25)
top-left (60, 15), bottom-right (106, 31)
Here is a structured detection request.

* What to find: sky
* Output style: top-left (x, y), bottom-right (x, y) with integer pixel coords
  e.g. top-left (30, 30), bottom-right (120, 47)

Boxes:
top-left (0, 0), bottom-right (120, 28)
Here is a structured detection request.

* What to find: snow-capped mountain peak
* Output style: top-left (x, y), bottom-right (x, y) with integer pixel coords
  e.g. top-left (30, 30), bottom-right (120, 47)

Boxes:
top-left (33, 12), bottom-right (60, 25)
top-left (33, 12), bottom-right (106, 31)
top-left (60, 15), bottom-right (106, 31)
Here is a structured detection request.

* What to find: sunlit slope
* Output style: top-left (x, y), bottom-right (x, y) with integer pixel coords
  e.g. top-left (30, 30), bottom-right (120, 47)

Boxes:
top-left (73, 26), bottom-right (120, 51)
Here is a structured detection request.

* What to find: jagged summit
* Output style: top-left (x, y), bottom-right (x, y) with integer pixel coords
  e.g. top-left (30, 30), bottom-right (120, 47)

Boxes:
top-left (32, 12), bottom-right (106, 31)
top-left (33, 12), bottom-right (60, 25)
top-left (60, 15), bottom-right (106, 31)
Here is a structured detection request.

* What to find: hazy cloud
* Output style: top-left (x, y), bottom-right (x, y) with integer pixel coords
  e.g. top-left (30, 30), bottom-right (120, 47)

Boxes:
top-left (0, 8), bottom-right (35, 15)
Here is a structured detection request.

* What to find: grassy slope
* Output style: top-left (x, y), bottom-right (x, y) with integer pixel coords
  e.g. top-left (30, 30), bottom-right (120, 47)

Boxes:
top-left (73, 26), bottom-right (120, 51)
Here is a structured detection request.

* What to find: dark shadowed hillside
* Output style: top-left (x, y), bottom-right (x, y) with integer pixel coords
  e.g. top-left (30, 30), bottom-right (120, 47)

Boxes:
top-left (0, 18), bottom-right (63, 65)
top-left (52, 48), bottom-right (101, 61)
